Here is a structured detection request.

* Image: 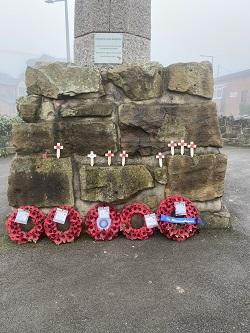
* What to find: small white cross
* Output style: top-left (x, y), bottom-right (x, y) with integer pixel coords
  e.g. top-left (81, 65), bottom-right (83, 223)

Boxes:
top-left (120, 151), bottom-right (128, 166)
top-left (156, 152), bottom-right (165, 168)
top-left (178, 139), bottom-right (187, 156)
top-left (188, 142), bottom-right (197, 157)
top-left (105, 150), bottom-right (114, 166)
top-left (54, 143), bottom-right (63, 159)
top-left (87, 151), bottom-right (97, 166)
top-left (168, 141), bottom-right (177, 156)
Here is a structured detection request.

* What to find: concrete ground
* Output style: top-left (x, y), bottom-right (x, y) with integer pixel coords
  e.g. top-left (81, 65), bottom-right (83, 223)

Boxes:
top-left (0, 148), bottom-right (249, 333)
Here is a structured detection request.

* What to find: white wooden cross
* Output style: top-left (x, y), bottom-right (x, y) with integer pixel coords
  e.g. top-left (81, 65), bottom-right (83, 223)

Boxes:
top-left (188, 142), bottom-right (197, 157)
top-left (120, 150), bottom-right (128, 166)
top-left (156, 152), bottom-right (165, 168)
top-left (105, 150), bottom-right (114, 166)
top-left (54, 143), bottom-right (63, 159)
top-left (168, 141), bottom-right (177, 156)
top-left (87, 151), bottom-right (97, 166)
top-left (178, 139), bottom-right (187, 156)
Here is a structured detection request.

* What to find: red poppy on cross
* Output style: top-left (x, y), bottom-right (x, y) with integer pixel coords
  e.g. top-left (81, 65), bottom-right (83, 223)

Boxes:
top-left (156, 152), bottom-right (165, 168)
top-left (54, 143), bottom-right (63, 159)
top-left (105, 150), bottom-right (114, 166)
top-left (188, 142), bottom-right (197, 157)
top-left (168, 141), bottom-right (177, 156)
top-left (120, 151), bottom-right (128, 166)
top-left (178, 139), bottom-right (187, 155)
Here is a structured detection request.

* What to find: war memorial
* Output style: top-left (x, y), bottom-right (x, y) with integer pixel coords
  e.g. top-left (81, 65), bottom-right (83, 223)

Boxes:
top-left (3, 2), bottom-right (250, 333)
top-left (6, 0), bottom-right (230, 244)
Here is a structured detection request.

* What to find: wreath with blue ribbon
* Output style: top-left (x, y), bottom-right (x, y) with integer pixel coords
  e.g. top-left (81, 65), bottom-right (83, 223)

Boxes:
top-left (157, 195), bottom-right (204, 241)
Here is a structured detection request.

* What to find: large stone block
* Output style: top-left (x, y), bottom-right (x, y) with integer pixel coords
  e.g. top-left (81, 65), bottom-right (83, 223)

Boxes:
top-left (107, 63), bottom-right (162, 100)
top-left (194, 198), bottom-right (222, 213)
top-left (79, 165), bottom-right (154, 202)
top-left (59, 99), bottom-right (114, 118)
top-left (26, 62), bottom-right (103, 99)
top-left (17, 95), bottom-right (42, 123)
top-left (8, 157), bottom-right (74, 207)
top-left (40, 98), bottom-right (57, 121)
top-left (165, 62), bottom-right (214, 99)
top-left (119, 102), bottom-right (222, 155)
top-left (166, 154), bottom-right (227, 201)
top-left (201, 207), bottom-right (231, 229)
top-left (56, 119), bottom-right (117, 155)
top-left (12, 123), bottom-right (54, 154)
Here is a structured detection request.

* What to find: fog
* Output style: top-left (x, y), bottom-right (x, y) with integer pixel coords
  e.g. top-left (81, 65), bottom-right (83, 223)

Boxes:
top-left (0, 0), bottom-right (249, 77)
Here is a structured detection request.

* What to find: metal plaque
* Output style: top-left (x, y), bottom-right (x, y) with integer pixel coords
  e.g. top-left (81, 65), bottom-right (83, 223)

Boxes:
top-left (94, 33), bottom-right (123, 64)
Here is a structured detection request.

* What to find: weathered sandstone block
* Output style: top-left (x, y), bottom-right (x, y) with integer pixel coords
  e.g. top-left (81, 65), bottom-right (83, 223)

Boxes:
top-left (56, 119), bottom-right (117, 155)
top-left (107, 63), bottom-right (162, 100)
top-left (119, 102), bottom-right (222, 155)
top-left (12, 123), bottom-right (54, 154)
top-left (79, 165), bottom-right (154, 202)
top-left (152, 167), bottom-right (168, 185)
top-left (17, 95), bottom-right (42, 123)
top-left (194, 198), bottom-right (222, 212)
top-left (59, 100), bottom-right (114, 118)
top-left (8, 157), bottom-right (74, 207)
top-left (201, 208), bottom-right (231, 229)
top-left (166, 154), bottom-right (227, 201)
top-left (165, 62), bottom-right (213, 99)
top-left (26, 62), bottom-right (103, 99)
top-left (40, 98), bottom-right (57, 121)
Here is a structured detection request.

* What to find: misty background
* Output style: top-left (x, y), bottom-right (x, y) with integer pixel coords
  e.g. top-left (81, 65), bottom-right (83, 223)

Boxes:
top-left (0, 0), bottom-right (249, 78)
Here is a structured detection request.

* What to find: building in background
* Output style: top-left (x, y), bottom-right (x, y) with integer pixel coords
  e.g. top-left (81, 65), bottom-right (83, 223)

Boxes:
top-left (214, 69), bottom-right (250, 117)
top-left (0, 54), bottom-right (63, 116)
top-left (0, 73), bottom-right (19, 116)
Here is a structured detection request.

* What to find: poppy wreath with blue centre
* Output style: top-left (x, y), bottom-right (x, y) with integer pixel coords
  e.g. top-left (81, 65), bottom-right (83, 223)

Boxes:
top-left (85, 204), bottom-right (120, 241)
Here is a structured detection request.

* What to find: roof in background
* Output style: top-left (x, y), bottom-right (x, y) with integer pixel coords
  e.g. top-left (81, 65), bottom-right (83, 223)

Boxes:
top-left (215, 69), bottom-right (250, 84)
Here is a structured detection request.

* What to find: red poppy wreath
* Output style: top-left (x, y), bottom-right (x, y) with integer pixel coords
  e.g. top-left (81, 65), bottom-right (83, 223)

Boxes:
top-left (6, 206), bottom-right (45, 244)
top-left (156, 195), bottom-right (201, 242)
top-left (44, 206), bottom-right (83, 245)
top-left (85, 204), bottom-right (120, 241)
top-left (120, 203), bottom-right (155, 240)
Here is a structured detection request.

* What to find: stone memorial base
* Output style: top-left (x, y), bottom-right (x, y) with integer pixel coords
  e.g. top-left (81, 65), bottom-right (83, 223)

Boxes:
top-left (9, 61), bottom-right (230, 229)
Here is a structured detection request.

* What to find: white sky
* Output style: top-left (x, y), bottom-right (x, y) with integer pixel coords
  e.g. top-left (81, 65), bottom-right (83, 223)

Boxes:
top-left (0, 0), bottom-right (250, 77)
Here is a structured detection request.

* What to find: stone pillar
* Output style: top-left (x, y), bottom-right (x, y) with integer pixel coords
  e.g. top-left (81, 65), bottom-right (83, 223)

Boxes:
top-left (74, 0), bottom-right (151, 65)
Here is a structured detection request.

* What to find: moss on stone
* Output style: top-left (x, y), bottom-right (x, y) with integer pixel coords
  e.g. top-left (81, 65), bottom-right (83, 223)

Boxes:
top-left (80, 165), bottom-right (154, 202)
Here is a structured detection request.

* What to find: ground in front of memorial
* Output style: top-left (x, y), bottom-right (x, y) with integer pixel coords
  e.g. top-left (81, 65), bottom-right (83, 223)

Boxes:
top-left (0, 147), bottom-right (249, 333)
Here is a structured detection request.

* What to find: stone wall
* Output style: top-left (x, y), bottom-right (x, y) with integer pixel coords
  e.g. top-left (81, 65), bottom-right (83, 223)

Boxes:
top-left (220, 116), bottom-right (250, 146)
top-left (8, 61), bottom-right (230, 229)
